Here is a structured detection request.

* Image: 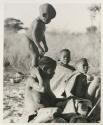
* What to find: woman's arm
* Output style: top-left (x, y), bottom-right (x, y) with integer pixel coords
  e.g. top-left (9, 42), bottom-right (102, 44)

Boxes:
top-left (26, 77), bottom-right (44, 92)
top-left (30, 67), bottom-right (44, 92)
top-left (32, 81), bottom-right (44, 92)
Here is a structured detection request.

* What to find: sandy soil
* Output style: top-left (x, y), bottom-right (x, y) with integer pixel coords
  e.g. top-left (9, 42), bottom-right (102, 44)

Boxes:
top-left (3, 78), bottom-right (25, 123)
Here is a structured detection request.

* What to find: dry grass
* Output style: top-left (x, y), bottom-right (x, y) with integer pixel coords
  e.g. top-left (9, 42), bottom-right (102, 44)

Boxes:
top-left (4, 30), bottom-right (101, 75)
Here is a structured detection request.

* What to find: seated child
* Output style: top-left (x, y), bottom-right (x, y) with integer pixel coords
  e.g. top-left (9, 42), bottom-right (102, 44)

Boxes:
top-left (26, 3), bottom-right (56, 67)
top-left (59, 58), bottom-right (92, 119)
top-left (65, 58), bottom-right (89, 98)
top-left (21, 56), bottom-right (57, 122)
top-left (50, 49), bottom-right (75, 98)
top-left (64, 58), bottom-right (100, 122)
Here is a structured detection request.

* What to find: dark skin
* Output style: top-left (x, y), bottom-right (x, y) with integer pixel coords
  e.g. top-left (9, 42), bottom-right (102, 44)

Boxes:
top-left (30, 13), bottom-right (54, 67)
top-left (32, 19), bottom-right (48, 54)
top-left (30, 10), bottom-right (55, 67)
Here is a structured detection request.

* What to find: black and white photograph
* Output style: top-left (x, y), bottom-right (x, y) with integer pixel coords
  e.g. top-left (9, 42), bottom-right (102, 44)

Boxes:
top-left (2, 0), bottom-right (101, 123)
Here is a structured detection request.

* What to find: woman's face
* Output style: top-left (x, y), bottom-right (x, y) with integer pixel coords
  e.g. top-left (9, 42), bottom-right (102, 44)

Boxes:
top-left (41, 65), bottom-right (56, 79)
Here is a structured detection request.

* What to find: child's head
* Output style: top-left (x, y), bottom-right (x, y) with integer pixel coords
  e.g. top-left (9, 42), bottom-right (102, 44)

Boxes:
top-left (39, 3), bottom-right (56, 24)
top-left (76, 58), bottom-right (89, 74)
top-left (38, 56), bottom-right (56, 79)
top-left (59, 49), bottom-right (71, 65)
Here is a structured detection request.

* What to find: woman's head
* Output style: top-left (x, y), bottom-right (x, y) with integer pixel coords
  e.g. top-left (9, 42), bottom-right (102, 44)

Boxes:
top-left (38, 56), bottom-right (56, 79)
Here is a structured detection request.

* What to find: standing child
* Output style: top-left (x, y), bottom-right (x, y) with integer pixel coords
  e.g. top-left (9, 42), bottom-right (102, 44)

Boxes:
top-left (50, 49), bottom-right (75, 98)
top-left (26, 3), bottom-right (56, 67)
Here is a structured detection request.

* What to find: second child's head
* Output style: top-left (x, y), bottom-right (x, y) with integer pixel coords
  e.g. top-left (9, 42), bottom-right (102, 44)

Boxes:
top-left (38, 56), bottom-right (56, 79)
top-left (39, 3), bottom-right (56, 24)
top-left (59, 49), bottom-right (71, 66)
top-left (76, 58), bottom-right (89, 74)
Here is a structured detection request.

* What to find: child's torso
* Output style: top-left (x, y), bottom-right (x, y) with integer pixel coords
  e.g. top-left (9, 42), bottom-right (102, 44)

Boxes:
top-left (26, 17), bottom-right (46, 42)
top-left (71, 73), bottom-right (88, 98)
top-left (65, 71), bottom-right (88, 99)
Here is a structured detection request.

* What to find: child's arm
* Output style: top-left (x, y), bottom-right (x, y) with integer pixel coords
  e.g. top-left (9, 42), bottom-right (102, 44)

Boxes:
top-left (42, 36), bottom-right (48, 52)
top-left (32, 21), bottom-right (44, 54)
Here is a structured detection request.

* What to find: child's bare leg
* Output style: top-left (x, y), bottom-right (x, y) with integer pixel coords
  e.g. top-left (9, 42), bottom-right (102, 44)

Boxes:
top-left (29, 40), bottom-right (39, 67)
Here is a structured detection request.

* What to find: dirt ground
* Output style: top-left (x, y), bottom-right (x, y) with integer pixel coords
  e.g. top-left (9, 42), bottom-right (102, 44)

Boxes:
top-left (3, 76), bottom-right (25, 123)
top-left (3, 69), bottom-right (100, 123)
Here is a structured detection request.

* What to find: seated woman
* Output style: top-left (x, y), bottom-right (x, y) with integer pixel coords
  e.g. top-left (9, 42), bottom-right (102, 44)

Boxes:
top-left (21, 56), bottom-right (57, 122)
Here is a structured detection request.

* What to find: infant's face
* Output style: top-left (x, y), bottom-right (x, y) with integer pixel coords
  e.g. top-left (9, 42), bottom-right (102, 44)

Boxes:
top-left (60, 52), bottom-right (70, 65)
top-left (76, 62), bottom-right (88, 74)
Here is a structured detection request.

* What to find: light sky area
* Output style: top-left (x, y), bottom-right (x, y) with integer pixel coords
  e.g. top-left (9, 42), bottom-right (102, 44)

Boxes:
top-left (4, 3), bottom-right (100, 32)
